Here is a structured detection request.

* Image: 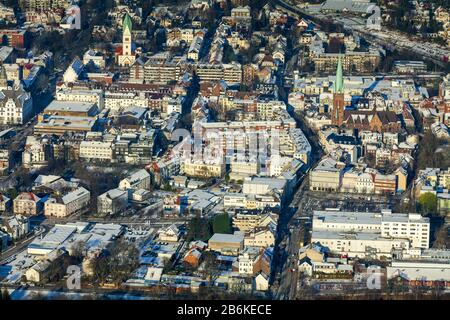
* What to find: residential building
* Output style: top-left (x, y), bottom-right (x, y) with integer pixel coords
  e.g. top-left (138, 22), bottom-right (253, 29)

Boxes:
top-left (0, 193), bottom-right (11, 212)
top-left (79, 141), bottom-right (113, 161)
top-left (13, 192), bottom-right (42, 216)
top-left (1, 214), bottom-right (30, 240)
top-left (119, 169), bottom-right (151, 191)
top-left (44, 187), bottom-right (90, 218)
top-left (158, 224), bottom-right (180, 242)
top-left (254, 273), bottom-right (269, 291)
top-left (182, 157), bottom-right (226, 178)
top-left (0, 67), bottom-right (33, 125)
top-left (232, 212), bottom-right (278, 232)
top-left (244, 226), bottom-right (276, 248)
top-left (97, 188), bottom-right (128, 215)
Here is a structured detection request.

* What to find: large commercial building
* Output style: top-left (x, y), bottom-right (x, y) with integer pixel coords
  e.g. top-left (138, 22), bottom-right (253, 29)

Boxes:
top-left (208, 232), bottom-right (245, 256)
top-left (309, 157), bottom-right (344, 192)
top-left (34, 115), bottom-right (98, 136)
top-left (386, 250), bottom-right (450, 287)
top-left (311, 209), bottom-right (430, 258)
top-left (43, 101), bottom-right (99, 117)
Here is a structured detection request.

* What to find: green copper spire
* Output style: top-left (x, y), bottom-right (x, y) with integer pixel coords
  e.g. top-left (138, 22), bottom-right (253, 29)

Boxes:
top-left (334, 55), bottom-right (344, 94)
top-left (123, 13), bottom-right (132, 33)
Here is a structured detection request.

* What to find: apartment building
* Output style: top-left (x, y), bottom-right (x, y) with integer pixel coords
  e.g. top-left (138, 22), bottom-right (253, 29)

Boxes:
top-left (79, 141), bottom-right (113, 161)
top-left (0, 193), bottom-right (11, 212)
top-left (188, 35), bottom-right (203, 61)
top-left (166, 28), bottom-right (196, 47)
top-left (381, 213), bottom-right (430, 249)
top-left (182, 157), bottom-right (226, 178)
top-left (3, 63), bottom-right (22, 83)
top-left (231, 5), bottom-right (251, 19)
top-left (232, 212), bottom-right (278, 232)
top-left (195, 63), bottom-right (243, 84)
top-left (0, 29), bottom-right (28, 49)
top-left (19, 0), bottom-right (70, 11)
top-left (118, 169), bottom-right (151, 191)
top-left (197, 116), bottom-right (296, 155)
top-left (44, 187), bottom-right (90, 218)
top-left (238, 247), bottom-right (261, 275)
top-left (439, 74), bottom-right (450, 102)
top-left (1, 214), bottom-right (29, 240)
top-left (0, 4), bottom-right (16, 24)
top-left (150, 156), bottom-right (181, 185)
top-left (312, 50), bottom-right (381, 74)
top-left (0, 78), bottom-right (33, 125)
top-left (22, 135), bottom-right (50, 169)
top-left (244, 227), bottom-right (276, 248)
top-left (230, 160), bottom-right (259, 177)
top-left (104, 91), bottom-right (149, 114)
top-left (97, 188), bottom-right (128, 215)
top-left (393, 61), bottom-right (427, 74)
top-left (143, 55), bottom-right (183, 84)
top-left (13, 192), bottom-right (42, 216)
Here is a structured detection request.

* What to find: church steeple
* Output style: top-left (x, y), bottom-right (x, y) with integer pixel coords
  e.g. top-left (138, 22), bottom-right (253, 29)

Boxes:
top-left (122, 13), bottom-right (133, 57)
top-left (117, 12), bottom-right (136, 67)
top-left (332, 54), bottom-right (345, 127)
top-left (123, 13), bottom-right (133, 35)
top-left (334, 55), bottom-right (344, 94)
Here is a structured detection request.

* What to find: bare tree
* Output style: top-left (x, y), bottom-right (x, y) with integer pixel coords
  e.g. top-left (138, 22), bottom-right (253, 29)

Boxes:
top-left (200, 252), bottom-right (221, 287)
top-left (71, 240), bottom-right (87, 263)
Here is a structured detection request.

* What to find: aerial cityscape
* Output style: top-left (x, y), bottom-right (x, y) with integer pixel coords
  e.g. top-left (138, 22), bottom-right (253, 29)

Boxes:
top-left (0, 0), bottom-right (449, 303)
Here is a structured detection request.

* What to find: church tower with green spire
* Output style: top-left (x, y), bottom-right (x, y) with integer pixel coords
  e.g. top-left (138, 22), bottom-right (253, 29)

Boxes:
top-left (332, 55), bottom-right (345, 126)
top-left (122, 13), bottom-right (132, 57)
top-left (118, 13), bottom-right (135, 67)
